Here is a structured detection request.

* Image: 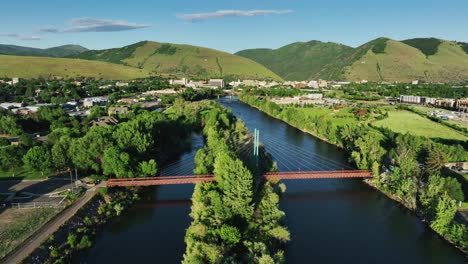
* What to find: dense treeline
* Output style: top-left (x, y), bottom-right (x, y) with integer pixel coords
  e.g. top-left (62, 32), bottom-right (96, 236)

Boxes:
top-left (183, 103), bottom-right (289, 263)
top-left (240, 94), bottom-right (467, 251)
top-left (0, 98), bottom-right (211, 178)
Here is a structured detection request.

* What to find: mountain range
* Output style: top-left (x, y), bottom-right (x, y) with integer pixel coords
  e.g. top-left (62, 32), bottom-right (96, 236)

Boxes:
top-left (236, 37), bottom-right (468, 83)
top-left (1, 38), bottom-right (467, 82)
top-left (0, 44), bottom-right (88, 57)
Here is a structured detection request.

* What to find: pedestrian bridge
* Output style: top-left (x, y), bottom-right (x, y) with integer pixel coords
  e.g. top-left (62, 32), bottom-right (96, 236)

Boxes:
top-left (106, 170), bottom-right (372, 187)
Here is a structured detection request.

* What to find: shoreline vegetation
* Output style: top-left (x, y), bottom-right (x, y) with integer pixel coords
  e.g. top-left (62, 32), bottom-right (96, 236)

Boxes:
top-left (11, 99), bottom-right (220, 263)
top-left (183, 102), bottom-right (289, 263)
top-left (238, 94), bottom-right (467, 255)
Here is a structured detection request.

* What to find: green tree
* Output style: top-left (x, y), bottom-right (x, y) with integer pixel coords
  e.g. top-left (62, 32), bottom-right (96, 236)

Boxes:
top-left (67, 233), bottom-right (77, 248)
top-left (102, 146), bottom-right (133, 178)
top-left (425, 148), bottom-right (448, 175)
top-left (78, 235), bottom-right (92, 249)
top-left (51, 136), bottom-right (71, 170)
top-left (139, 159), bottom-right (158, 176)
top-left (219, 225), bottom-right (241, 245)
top-left (22, 146), bottom-right (52, 176)
top-left (214, 153), bottom-right (253, 218)
top-left (0, 145), bottom-right (23, 176)
top-left (430, 192), bottom-right (457, 235)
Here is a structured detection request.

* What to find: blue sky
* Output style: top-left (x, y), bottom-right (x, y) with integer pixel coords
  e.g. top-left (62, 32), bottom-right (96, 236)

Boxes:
top-left (1, 0), bottom-right (467, 53)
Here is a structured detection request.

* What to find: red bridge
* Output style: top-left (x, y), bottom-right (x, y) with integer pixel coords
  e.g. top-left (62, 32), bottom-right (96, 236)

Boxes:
top-left (107, 170), bottom-right (372, 187)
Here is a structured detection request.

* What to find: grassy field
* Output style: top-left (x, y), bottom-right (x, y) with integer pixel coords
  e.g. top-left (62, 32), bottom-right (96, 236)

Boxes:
top-left (374, 109), bottom-right (468, 141)
top-left (345, 40), bottom-right (468, 83)
top-left (0, 55), bottom-right (152, 80)
top-left (0, 167), bottom-right (52, 180)
top-left (0, 208), bottom-right (61, 259)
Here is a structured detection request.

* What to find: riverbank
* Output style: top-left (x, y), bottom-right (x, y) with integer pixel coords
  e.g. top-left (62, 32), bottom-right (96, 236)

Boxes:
top-left (20, 186), bottom-right (140, 263)
top-left (238, 95), bottom-right (467, 256)
top-left (364, 179), bottom-right (468, 256)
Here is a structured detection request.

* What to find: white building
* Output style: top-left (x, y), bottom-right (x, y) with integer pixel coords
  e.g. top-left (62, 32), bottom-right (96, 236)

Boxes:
top-left (0, 102), bottom-right (23, 110)
top-left (400, 95), bottom-right (421, 104)
top-left (229, 80), bottom-right (242, 88)
top-left (83, 97), bottom-right (109, 108)
top-left (208, 79), bottom-right (225, 88)
top-left (307, 80), bottom-right (319, 89)
top-left (304, 93), bottom-right (323, 100)
top-left (115, 82), bottom-right (129, 87)
top-left (318, 79), bottom-right (328, 88)
top-left (170, 78), bottom-right (189, 86)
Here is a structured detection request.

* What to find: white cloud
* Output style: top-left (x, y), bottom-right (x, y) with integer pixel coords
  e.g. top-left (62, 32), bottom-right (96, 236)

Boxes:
top-left (0, 33), bottom-right (41, 40)
top-left (39, 18), bottom-right (151, 33)
top-left (177, 10), bottom-right (293, 22)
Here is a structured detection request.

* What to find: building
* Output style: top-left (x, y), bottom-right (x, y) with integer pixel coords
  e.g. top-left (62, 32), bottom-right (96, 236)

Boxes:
top-left (304, 94), bottom-right (323, 100)
top-left (294, 83), bottom-right (307, 89)
top-left (108, 106), bottom-right (130, 116)
top-left (142, 89), bottom-right (178, 96)
top-left (83, 97), bottom-right (109, 108)
top-left (99, 84), bottom-right (112, 89)
top-left (412, 80), bottom-right (419, 85)
top-left (116, 82), bottom-right (129, 87)
top-left (0, 102), bottom-right (23, 110)
top-left (435, 99), bottom-right (456, 108)
top-left (208, 79), bottom-right (225, 88)
top-left (88, 116), bottom-right (119, 127)
top-left (229, 80), bottom-right (242, 88)
top-left (307, 80), bottom-right (319, 89)
top-left (4, 78), bottom-right (19, 85)
top-left (242, 80), bottom-right (258, 87)
top-left (117, 98), bottom-right (140, 104)
top-left (318, 79), bottom-right (328, 88)
top-left (169, 78), bottom-right (188, 86)
top-left (456, 98), bottom-right (468, 113)
top-left (399, 95), bottom-right (421, 104)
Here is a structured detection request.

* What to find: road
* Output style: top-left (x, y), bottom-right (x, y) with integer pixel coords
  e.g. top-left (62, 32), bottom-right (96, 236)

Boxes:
top-left (1, 188), bottom-right (98, 264)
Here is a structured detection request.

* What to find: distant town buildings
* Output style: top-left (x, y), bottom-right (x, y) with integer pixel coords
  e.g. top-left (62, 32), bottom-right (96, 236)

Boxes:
top-left (456, 98), bottom-right (468, 113)
top-left (170, 78), bottom-right (189, 86)
top-left (208, 79), bottom-right (225, 88)
top-left (115, 82), bottom-right (129, 87)
top-left (88, 116), bottom-right (119, 127)
top-left (83, 97), bottom-right (109, 108)
top-left (108, 106), bottom-right (130, 116)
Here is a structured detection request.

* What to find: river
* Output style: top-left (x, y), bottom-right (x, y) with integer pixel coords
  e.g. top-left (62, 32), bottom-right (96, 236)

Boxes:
top-left (77, 98), bottom-right (466, 264)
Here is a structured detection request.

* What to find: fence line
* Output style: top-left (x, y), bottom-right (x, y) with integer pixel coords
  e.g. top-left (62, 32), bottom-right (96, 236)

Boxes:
top-left (9, 199), bottom-right (66, 209)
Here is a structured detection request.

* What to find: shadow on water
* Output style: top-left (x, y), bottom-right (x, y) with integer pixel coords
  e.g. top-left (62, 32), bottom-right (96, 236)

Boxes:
top-left (77, 99), bottom-right (466, 264)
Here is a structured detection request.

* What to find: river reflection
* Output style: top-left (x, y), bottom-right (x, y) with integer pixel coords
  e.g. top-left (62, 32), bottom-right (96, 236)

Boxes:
top-left (77, 98), bottom-right (466, 264)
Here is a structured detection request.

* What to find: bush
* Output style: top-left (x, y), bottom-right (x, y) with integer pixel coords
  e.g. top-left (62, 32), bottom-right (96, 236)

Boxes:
top-left (67, 233), bottom-right (77, 248)
top-left (78, 235), bottom-right (92, 249)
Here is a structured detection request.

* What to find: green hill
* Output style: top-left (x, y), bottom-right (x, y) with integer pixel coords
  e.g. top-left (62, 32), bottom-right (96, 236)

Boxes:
top-left (236, 38), bottom-right (468, 82)
top-left (0, 55), bottom-right (151, 80)
top-left (235, 41), bottom-right (353, 80)
top-left (0, 44), bottom-right (88, 57)
top-left (344, 38), bottom-right (468, 83)
top-left (72, 41), bottom-right (282, 80)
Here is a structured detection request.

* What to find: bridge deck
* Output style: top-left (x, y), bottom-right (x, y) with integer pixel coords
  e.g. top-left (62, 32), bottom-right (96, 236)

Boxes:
top-left (107, 170), bottom-right (372, 187)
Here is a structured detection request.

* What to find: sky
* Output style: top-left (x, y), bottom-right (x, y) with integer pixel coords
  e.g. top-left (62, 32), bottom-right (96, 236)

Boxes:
top-left (1, 0), bottom-right (467, 53)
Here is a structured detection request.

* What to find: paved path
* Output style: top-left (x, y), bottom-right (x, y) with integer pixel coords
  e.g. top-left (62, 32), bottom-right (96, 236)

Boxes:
top-left (1, 187), bottom-right (99, 264)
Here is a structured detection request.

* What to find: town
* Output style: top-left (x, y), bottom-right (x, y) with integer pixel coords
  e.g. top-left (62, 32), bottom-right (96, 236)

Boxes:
top-left (1, 1), bottom-right (468, 262)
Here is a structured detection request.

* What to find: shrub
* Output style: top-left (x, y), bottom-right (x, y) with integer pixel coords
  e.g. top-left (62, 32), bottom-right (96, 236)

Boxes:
top-left (78, 235), bottom-right (92, 249)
